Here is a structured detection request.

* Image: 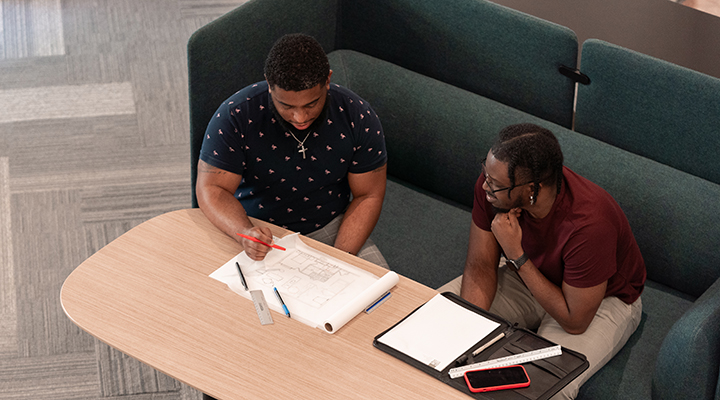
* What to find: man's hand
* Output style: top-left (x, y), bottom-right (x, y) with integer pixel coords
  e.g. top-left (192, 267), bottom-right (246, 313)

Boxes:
top-left (238, 226), bottom-right (275, 261)
top-left (491, 208), bottom-right (524, 259)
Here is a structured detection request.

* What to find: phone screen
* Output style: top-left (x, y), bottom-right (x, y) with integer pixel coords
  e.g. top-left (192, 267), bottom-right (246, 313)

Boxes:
top-left (464, 365), bottom-right (530, 392)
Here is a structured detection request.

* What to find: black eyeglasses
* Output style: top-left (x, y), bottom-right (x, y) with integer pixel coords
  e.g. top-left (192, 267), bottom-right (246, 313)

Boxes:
top-left (481, 159), bottom-right (534, 194)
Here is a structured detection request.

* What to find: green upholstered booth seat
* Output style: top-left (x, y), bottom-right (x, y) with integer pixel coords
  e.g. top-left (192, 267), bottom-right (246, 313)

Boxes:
top-left (188, 0), bottom-right (579, 207)
top-left (575, 39), bottom-right (720, 185)
top-left (652, 278), bottom-right (720, 400)
top-left (329, 50), bottom-right (720, 399)
top-left (557, 127), bottom-right (720, 299)
top-left (188, 2), bottom-right (720, 399)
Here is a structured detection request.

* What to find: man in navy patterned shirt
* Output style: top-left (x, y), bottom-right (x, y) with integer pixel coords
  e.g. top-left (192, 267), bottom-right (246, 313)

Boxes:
top-left (197, 34), bottom-right (388, 265)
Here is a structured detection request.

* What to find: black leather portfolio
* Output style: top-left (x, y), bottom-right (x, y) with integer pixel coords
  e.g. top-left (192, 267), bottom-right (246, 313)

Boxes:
top-left (373, 292), bottom-right (589, 399)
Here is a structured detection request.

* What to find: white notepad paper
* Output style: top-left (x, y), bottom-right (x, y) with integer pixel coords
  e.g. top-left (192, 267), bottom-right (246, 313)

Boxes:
top-left (376, 293), bottom-right (500, 371)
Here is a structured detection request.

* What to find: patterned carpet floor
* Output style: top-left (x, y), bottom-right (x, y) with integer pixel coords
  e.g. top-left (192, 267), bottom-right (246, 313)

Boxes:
top-left (0, 1), bottom-right (248, 398)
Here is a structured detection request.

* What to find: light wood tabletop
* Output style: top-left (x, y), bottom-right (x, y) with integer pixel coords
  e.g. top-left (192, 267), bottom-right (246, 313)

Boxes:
top-left (60, 209), bottom-right (468, 399)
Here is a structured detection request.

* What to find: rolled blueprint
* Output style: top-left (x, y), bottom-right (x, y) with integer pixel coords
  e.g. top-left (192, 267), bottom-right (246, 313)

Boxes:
top-left (323, 271), bottom-right (399, 333)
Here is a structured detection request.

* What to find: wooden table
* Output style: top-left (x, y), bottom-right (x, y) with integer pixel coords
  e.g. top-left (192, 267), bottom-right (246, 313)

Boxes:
top-left (60, 209), bottom-right (464, 399)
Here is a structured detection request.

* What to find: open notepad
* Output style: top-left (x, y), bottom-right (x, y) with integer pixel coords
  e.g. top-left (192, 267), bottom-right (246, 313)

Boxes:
top-left (376, 293), bottom-right (500, 371)
top-left (210, 233), bottom-right (398, 333)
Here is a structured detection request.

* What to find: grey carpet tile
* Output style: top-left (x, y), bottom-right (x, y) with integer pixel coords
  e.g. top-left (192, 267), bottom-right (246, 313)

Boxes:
top-left (96, 341), bottom-right (181, 397)
top-left (65, 48), bottom-right (131, 85)
top-left (82, 219), bottom-right (151, 255)
top-left (0, 352), bottom-right (99, 399)
top-left (79, 181), bottom-right (192, 224)
top-left (0, 56), bottom-right (70, 89)
top-left (0, 0), bottom-right (248, 397)
top-left (1, 115), bottom-right (190, 193)
top-left (178, 0), bottom-right (250, 18)
top-left (11, 164), bottom-right (191, 198)
top-left (127, 38), bottom-right (192, 147)
top-left (11, 189), bottom-right (96, 358)
top-left (0, 0), bottom-right (65, 60)
top-left (0, 115), bottom-right (144, 171)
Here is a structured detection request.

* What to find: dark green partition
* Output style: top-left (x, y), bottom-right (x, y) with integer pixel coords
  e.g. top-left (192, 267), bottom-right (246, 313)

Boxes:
top-left (575, 39), bottom-right (720, 185)
top-left (188, 0), bottom-right (579, 206)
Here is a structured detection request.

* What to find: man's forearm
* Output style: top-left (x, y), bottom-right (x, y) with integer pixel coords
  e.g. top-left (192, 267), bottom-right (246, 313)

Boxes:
top-left (197, 185), bottom-right (255, 241)
top-left (334, 195), bottom-right (383, 255)
top-left (460, 263), bottom-right (498, 310)
top-left (518, 262), bottom-right (604, 334)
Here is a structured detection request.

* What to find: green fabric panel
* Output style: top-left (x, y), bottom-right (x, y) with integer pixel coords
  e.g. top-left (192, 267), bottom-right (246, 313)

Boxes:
top-left (187, 0), bottom-right (338, 207)
top-left (556, 128), bottom-right (720, 297)
top-left (580, 281), bottom-right (694, 399)
top-left (187, 0), bottom-right (579, 206)
top-left (328, 50), bottom-right (570, 208)
top-left (575, 39), bottom-right (720, 185)
top-left (652, 278), bottom-right (720, 400)
top-left (337, 0), bottom-right (578, 128)
top-left (369, 178), bottom-right (471, 289)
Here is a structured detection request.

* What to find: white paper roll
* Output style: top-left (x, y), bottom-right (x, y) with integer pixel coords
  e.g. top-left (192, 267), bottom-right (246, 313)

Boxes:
top-left (322, 271), bottom-right (399, 333)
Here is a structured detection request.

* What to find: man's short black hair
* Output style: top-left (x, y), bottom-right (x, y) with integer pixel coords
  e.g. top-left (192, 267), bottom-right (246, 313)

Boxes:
top-left (491, 123), bottom-right (564, 199)
top-left (264, 33), bottom-right (330, 92)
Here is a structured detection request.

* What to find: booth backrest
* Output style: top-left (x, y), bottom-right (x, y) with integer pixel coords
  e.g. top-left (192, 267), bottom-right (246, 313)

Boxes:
top-left (575, 39), bottom-right (720, 185)
top-left (557, 127), bottom-right (720, 298)
top-left (187, 0), bottom-right (579, 206)
top-left (335, 0), bottom-right (579, 128)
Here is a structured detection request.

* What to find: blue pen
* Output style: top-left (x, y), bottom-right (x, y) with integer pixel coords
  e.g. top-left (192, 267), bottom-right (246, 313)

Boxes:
top-left (273, 287), bottom-right (291, 318)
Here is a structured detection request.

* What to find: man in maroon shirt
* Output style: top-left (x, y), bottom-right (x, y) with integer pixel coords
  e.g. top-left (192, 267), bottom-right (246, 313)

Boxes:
top-left (440, 123), bottom-right (646, 399)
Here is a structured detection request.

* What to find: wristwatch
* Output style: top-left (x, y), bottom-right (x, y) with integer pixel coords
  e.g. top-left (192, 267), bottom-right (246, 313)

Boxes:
top-left (505, 253), bottom-right (529, 271)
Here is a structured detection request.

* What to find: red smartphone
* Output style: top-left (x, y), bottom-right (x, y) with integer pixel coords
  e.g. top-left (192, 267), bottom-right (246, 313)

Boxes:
top-left (464, 365), bottom-right (531, 393)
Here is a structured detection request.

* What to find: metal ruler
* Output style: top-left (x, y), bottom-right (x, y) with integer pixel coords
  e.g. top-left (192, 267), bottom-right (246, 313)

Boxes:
top-left (449, 345), bottom-right (562, 379)
top-left (250, 290), bottom-right (274, 325)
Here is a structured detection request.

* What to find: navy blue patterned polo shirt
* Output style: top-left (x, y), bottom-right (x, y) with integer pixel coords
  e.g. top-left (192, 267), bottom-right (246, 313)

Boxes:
top-left (199, 81), bottom-right (387, 234)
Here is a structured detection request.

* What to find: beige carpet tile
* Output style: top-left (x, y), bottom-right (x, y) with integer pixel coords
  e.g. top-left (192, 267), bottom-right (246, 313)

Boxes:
top-left (0, 157), bottom-right (17, 358)
top-left (0, 82), bottom-right (136, 124)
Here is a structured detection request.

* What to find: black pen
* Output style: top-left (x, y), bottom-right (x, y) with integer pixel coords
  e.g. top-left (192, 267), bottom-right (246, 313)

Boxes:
top-left (235, 262), bottom-right (248, 291)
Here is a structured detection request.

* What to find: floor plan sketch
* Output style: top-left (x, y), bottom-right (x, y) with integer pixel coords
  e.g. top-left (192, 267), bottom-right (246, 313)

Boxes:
top-left (249, 250), bottom-right (363, 309)
top-left (210, 233), bottom-right (397, 333)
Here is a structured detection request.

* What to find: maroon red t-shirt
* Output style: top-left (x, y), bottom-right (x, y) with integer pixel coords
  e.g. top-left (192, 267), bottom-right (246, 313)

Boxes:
top-left (473, 166), bottom-right (646, 304)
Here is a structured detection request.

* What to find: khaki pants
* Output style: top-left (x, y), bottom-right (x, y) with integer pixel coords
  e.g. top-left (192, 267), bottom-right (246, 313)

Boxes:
top-left (305, 214), bottom-right (389, 269)
top-left (438, 266), bottom-right (642, 400)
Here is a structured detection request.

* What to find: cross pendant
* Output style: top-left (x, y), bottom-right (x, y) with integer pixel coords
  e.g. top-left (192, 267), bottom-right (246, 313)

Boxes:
top-left (298, 144), bottom-right (308, 159)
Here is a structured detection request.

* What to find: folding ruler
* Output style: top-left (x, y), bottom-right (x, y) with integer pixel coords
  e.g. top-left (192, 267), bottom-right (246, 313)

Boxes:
top-left (449, 345), bottom-right (562, 379)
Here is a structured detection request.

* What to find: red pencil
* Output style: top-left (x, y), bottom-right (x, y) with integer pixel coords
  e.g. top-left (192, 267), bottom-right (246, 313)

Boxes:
top-left (236, 233), bottom-right (286, 251)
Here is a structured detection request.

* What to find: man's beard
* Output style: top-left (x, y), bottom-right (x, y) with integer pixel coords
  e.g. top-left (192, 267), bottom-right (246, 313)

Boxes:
top-left (492, 205), bottom-right (513, 214)
top-left (490, 194), bottom-right (525, 215)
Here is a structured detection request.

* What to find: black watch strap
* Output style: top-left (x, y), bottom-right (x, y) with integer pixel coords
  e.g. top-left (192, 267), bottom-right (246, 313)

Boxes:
top-left (506, 253), bottom-right (529, 271)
